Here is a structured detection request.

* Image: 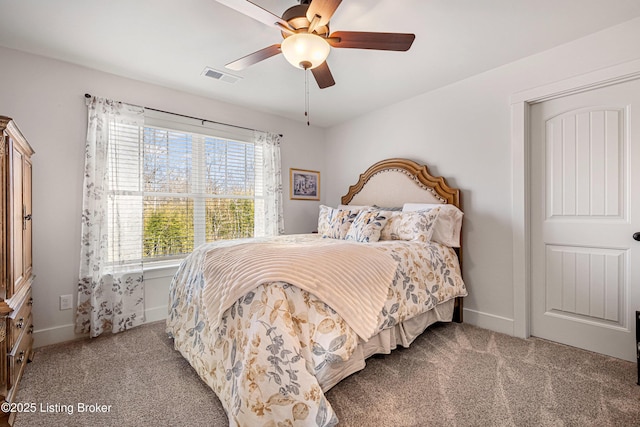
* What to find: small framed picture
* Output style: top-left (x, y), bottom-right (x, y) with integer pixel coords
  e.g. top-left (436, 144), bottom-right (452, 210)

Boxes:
top-left (290, 168), bottom-right (320, 200)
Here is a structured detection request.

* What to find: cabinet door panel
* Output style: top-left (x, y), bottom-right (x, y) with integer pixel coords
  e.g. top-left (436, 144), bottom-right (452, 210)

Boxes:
top-left (0, 131), bottom-right (6, 294)
top-left (23, 158), bottom-right (32, 279)
top-left (11, 147), bottom-right (24, 297)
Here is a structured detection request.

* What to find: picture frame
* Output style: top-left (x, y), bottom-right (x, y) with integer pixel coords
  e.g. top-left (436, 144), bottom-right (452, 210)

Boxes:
top-left (290, 168), bottom-right (320, 200)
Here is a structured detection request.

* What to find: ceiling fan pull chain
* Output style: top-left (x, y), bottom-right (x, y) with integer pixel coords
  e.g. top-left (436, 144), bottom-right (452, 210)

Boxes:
top-left (305, 68), bottom-right (310, 126)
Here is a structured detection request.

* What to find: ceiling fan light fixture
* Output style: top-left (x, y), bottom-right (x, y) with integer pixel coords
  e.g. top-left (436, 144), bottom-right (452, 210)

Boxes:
top-left (281, 33), bottom-right (330, 70)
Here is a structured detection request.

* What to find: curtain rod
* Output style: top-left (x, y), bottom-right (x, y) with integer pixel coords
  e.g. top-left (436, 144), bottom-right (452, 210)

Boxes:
top-left (84, 93), bottom-right (282, 137)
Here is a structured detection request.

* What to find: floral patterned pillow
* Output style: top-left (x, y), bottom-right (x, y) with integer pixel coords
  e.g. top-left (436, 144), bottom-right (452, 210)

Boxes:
top-left (318, 205), bottom-right (332, 235)
top-left (379, 211), bottom-right (402, 241)
top-left (318, 205), bottom-right (359, 239)
top-left (344, 210), bottom-right (389, 243)
top-left (380, 207), bottom-right (440, 242)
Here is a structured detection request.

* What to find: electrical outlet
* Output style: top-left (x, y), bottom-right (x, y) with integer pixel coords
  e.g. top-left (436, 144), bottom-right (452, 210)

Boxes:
top-left (59, 294), bottom-right (73, 310)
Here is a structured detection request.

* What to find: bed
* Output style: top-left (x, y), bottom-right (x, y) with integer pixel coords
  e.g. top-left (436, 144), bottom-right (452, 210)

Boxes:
top-left (167, 158), bottom-right (467, 426)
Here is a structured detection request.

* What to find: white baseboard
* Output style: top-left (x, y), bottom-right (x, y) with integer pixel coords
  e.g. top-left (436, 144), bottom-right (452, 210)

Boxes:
top-left (34, 306), bottom-right (512, 348)
top-left (144, 305), bottom-right (168, 323)
top-left (33, 323), bottom-right (84, 348)
top-left (33, 305), bottom-right (169, 348)
top-left (463, 308), bottom-right (515, 336)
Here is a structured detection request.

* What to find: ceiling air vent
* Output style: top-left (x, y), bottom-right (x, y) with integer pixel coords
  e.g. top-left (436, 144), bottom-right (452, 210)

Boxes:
top-left (201, 67), bottom-right (242, 84)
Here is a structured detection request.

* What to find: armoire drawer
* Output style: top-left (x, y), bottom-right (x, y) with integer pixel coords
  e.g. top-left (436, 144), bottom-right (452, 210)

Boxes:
top-left (7, 288), bottom-right (32, 350)
top-left (7, 325), bottom-right (33, 392)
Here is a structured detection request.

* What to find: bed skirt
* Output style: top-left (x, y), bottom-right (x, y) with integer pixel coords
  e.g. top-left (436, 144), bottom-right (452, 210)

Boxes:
top-left (317, 298), bottom-right (455, 391)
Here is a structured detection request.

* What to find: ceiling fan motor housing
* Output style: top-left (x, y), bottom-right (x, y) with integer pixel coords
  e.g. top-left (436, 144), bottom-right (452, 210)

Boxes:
top-left (281, 4), bottom-right (329, 38)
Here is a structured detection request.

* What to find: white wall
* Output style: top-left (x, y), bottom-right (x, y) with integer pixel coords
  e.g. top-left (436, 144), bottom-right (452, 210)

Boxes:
top-left (324, 17), bottom-right (640, 334)
top-left (0, 46), bottom-right (326, 346)
top-left (4, 16), bottom-right (640, 348)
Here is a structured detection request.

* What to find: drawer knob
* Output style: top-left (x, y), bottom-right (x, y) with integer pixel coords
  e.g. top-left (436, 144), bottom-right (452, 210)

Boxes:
top-left (28, 325), bottom-right (34, 334)
top-left (17, 351), bottom-right (25, 365)
top-left (16, 318), bottom-right (24, 329)
top-left (28, 297), bottom-right (33, 306)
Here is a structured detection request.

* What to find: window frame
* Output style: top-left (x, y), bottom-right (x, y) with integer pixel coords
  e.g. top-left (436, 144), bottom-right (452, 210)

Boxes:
top-left (140, 112), bottom-right (263, 265)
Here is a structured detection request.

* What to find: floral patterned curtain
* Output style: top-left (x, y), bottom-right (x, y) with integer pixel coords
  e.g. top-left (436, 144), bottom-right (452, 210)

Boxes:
top-left (254, 131), bottom-right (284, 236)
top-left (76, 97), bottom-right (146, 337)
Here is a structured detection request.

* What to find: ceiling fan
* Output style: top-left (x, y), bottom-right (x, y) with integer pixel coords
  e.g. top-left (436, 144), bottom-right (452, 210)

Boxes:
top-left (216, 0), bottom-right (416, 89)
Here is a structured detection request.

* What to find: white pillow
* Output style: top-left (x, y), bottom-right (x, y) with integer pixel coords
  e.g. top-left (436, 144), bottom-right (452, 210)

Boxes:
top-left (402, 203), bottom-right (463, 247)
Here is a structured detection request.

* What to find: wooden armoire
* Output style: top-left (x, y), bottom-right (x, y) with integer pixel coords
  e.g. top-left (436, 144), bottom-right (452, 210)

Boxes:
top-left (0, 117), bottom-right (34, 425)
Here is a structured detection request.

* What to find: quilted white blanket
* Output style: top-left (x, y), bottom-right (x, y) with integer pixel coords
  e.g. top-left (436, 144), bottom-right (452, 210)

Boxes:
top-left (201, 238), bottom-right (399, 341)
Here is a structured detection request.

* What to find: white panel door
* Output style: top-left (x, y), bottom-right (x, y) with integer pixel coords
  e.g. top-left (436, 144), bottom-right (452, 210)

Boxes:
top-left (530, 78), bottom-right (640, 362)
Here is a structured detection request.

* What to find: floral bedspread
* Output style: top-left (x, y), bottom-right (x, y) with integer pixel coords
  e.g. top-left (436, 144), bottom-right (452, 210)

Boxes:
top-left (166, 234), bottom-right (466, 426)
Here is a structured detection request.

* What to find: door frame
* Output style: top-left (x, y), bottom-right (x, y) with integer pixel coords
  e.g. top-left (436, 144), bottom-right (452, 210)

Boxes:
top-left (510, 58), bottom-right (640, 339)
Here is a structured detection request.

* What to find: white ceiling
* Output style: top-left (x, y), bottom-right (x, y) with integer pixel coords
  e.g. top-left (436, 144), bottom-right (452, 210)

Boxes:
top-left (1, 0), bottom-right (640, 127)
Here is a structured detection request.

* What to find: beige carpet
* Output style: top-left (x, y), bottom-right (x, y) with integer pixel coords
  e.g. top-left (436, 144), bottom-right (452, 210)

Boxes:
top-left (13, 321), bottom-right (640, 427)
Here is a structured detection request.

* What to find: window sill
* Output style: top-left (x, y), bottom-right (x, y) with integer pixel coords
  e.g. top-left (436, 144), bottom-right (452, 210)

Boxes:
top-left (143, 259), bottom-right (183, 280)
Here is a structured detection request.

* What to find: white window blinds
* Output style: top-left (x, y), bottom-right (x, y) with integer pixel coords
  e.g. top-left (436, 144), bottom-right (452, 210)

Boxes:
top-left (142, 126), bottom-right (259, 260)
top-left (106, 118), bottom-right (144, 265)
top-left (106, 111), bottom-right (271, 263)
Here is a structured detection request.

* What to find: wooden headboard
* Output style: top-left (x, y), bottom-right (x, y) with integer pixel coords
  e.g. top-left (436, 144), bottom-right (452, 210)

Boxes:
top-left (341, 158), bottom-right (460, 209)
top-left (340, 158), bottom-right (464, 323)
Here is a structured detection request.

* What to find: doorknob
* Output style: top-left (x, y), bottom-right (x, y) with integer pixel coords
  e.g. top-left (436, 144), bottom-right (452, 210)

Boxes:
top-left (634, 232), bottom-right (640, 241)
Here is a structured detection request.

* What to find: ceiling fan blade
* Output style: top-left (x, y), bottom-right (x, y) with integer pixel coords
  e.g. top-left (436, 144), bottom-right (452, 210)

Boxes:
top-left (328, 31), bottom-right (415, 51)
top-left (306, 0), bottom-right (342, 28)
top-left (215, 0), bottom-right (293, 30)
top-left (225, 44), bottom-right (282, 71)
top-left (311, 61), bottom-right (335, 89)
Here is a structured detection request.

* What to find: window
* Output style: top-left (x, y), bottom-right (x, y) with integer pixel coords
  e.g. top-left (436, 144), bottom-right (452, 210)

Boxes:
top-left (80, 96), bottom-right (280, 336)
top-left (107, 112), bottom-right (271, 264)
